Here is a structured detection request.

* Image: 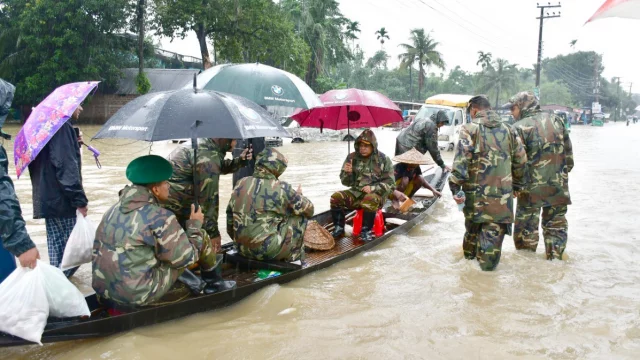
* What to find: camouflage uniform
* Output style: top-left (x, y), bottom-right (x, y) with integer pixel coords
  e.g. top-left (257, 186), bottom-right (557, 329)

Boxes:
top-left (449, 110), bottom-right (527, 271)
top-left (226, 148), bottom-right (314, 262)
top-left (510, 92), bottom-right (573, 260)
top-left (163, 139), bottom-right (248, 238)
top-left (330, 129), bottom-right (395, 212)
top-left (92, 185), bottom-right (216, 307)
top-left (395, 112), bottom-right (448, 169)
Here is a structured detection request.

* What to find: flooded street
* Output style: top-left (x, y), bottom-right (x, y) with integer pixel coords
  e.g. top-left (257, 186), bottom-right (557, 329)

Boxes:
top-left (2, 122), bottom-right (640, 359)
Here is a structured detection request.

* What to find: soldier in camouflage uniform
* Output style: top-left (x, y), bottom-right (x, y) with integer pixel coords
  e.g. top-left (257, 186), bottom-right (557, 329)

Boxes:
top-left (226, 148), bottom-right (314, 262)
top-left (92, 155), bottom-right (232, 308)
top-left (449, 95), bottom-right (527, 271)
top-left (330, 129), bottom-right (395, 242)
top-left (506, 91), bottom-right (574, 260)
top-left (396, 110), bottom-right (451, 172)
top-left (163, 138), bottom-right (252, 251)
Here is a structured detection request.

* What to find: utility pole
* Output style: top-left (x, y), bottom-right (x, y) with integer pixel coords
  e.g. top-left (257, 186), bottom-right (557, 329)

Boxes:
top-left (535, 2), bottom-right (561, 97)
top-left (592, 54), bottom-right (600, 122)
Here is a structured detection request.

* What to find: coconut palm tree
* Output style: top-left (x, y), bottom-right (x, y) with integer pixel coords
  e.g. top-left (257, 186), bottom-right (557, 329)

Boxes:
top-left (366, 50), bottom-right (389, 70)
top-left (480, 58), bottom-right (518, 108)
top-left (345, 20), bottom-right (360, 50)
top-left (375, 27), bottom-right (390, 49)
top-left (398, 28), bottom-right (445, 100)
top-left (476, 51), bottom-right (493, 70)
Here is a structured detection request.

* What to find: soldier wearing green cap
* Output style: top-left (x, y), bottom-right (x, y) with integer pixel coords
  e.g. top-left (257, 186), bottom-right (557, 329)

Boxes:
top-left (92, 155), bottom-right (233, 308)
top-left (505, 91), bottom-right (574, 260)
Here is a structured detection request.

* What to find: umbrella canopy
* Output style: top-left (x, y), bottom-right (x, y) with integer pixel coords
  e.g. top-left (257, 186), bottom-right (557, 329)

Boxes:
top-left (13, 81), bottom-right (99, 178)
top-left (586, 0), bottom-right (640, 23)
top-left (93, 88), bottom-right (290, 142)
top-left (290, 88), bottom-right (403, 130)
top-left (195, 63), bottom-right (322, 110)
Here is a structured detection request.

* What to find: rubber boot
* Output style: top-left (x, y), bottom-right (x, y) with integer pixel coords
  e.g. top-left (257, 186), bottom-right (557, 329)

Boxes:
top-left (201, 265), bottom-right (237, 294)
top-left (360, 211), bottom-right (377, 242)
top-left (177, 269), bottom-right (206, 295)
top-left (331, 209), bottom-right (345, 238)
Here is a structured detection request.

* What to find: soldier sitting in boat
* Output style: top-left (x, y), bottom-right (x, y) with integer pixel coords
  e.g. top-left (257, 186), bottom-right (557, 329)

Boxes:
top-left (226, 148), bottom-right (314, 263)
top-left (330, 129), bottom-right (395, 242)
top-left (92, 155), bottom-right (227, 309)
top-left (389, 148), bottom-right (442, 209)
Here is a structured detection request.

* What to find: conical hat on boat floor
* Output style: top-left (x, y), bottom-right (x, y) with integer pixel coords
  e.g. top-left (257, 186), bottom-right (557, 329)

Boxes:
top-left (392, 148), bottom-right (435, 165)
top-left (304, 221), bottom-right (335, 251)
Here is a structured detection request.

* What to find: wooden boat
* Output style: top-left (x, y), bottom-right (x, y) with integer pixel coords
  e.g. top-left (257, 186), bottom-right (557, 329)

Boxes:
top-left (0, 169), bottom-right (447, 347)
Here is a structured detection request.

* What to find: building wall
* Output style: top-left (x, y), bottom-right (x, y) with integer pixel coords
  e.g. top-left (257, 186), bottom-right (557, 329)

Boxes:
top-left (80, 94), bottom-right (138, 124)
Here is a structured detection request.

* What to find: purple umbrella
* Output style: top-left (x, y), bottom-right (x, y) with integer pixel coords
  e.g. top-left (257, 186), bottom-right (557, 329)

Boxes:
top-left (13, 81), bottom-right (99, 178)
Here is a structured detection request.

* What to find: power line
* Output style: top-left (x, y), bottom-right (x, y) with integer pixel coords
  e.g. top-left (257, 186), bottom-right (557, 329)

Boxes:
top-left (535, 2), bottom-right (562, 89)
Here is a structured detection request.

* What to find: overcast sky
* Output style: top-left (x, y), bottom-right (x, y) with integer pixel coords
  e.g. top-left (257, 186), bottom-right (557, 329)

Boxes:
top-left (159, 0), bottom-right (639, 92)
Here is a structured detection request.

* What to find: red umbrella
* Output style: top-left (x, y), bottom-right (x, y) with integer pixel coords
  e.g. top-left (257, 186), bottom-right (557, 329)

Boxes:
top-left (586, 0), bottom-right (640, 23)
top-left (290, 88), bottom-right (403, 152)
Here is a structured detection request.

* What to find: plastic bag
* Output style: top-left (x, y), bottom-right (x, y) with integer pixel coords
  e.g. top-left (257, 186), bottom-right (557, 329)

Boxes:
top-left (40, 262), bottom-right (90, 318)
top-left (60, 210), bottom-right (97, 271)
top-left (0, 265), bottom-right (49, 345)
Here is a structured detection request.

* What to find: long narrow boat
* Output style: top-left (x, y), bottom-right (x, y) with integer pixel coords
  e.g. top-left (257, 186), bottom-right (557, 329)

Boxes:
top-left (0, 169), bottom-right (447, 347)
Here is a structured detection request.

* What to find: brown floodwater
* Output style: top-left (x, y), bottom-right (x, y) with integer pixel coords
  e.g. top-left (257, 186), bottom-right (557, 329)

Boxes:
top-left (1, 123), bottom-right (639, 359)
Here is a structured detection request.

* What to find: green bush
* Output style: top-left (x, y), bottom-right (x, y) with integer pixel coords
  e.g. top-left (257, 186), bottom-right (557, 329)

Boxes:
top-left (135, 72), bottom-right (151, 95)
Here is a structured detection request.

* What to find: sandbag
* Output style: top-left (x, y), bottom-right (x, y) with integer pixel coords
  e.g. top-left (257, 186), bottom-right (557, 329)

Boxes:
top-left (40, 262), bottom-right (90, 318)
top-left (60, 210), bottom-right (97, 271)
top-left (0, 265), bottom-right (49, 345)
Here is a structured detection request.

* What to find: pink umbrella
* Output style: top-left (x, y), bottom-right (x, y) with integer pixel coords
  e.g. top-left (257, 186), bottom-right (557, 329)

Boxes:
top-left (14, 81), bottom-right (99, 178)
top-left (586, 0), bottom-right (640, 23)
top-left (290, 88), bottom-right (403, 152)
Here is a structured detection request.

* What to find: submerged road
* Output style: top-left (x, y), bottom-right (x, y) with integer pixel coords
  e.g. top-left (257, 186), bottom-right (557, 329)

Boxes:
top-left (1, 122), bottom-right (639, 359)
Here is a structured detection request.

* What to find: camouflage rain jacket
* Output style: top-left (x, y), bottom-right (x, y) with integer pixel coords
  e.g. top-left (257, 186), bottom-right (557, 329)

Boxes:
top-left (396, 117), bottom-right (445, 168)
top-left (163, 139), bottom-right (248, 238)
top-left (92, 185), bottom-right (204, 306)
top-left (226, 149), bottom-right (314, 257)
top-left (340, 129), bottom-right (395, 199)
top-left (449, 110), bottom-right (527, 224)
top-left (512, 109), bottom-right (573, 208)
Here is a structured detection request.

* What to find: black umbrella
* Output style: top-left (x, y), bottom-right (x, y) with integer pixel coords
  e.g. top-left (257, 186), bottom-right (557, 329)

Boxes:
top-left (93, 81), bottom-right (290, 206)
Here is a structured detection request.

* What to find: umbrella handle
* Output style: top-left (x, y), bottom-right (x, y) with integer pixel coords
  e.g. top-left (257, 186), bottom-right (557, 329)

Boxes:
top-left (191, 120), bottom-right (202, 211)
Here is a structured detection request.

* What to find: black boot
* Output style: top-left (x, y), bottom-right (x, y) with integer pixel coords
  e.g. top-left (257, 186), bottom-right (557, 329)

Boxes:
top-left (178, 269), bottom-right (206, 295)
top-left (201, 265), bottom-right (237, 295)
top-left (360, 211), bottom-right (377, 242)
top-left (331, 209), bottom-right (345, 238)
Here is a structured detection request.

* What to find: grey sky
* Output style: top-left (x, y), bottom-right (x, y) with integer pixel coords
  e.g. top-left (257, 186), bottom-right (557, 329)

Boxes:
top-left (160, 0), bottom-right (638, 90)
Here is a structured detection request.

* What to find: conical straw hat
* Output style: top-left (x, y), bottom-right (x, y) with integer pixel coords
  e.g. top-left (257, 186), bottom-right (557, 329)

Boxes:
top-left (392, 147), bottom-right (435, 165)
top-left (304, 221), bottom-right (335, 251)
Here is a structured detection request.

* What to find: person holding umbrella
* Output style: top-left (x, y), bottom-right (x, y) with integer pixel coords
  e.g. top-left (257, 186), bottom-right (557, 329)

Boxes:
top-left (15, 82), bottom-right (99, 278)
top-left (395, 110), bottom-right (451, 172)
top-left (330, 129), bottom-right (395, 242)
top-left (162, 138), bottom-right (251, 292)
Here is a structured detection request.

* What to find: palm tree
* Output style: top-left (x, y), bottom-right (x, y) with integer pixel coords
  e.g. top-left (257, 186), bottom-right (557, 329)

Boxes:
top-left (569, 39), bottom-right (577, 49)
top-left (398, 29), bottom-right (445, 100)
top-left (480, 58), bottom-right (518, 108)
top-left (366, 50), bottom-right (389, 70)
top-left (375, 27), bottom-right (390, 49)
top-left (345, 20), bottom-right (360, 49)
top-left (476, 51), bottom-right (492, 70)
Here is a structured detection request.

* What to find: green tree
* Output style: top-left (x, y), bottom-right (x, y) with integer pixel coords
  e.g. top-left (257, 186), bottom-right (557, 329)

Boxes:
top-left (542, 51), bottom-right (601, 107)
top-left (480, 58), bottom-right (518, 107)
top-left (476, 51), bottom-right (492, 70)
top-left (282, 0), bottom-right (351, 90)
top-left (366, 50), bottom-right (389, 70)
top-left (539, 81), bottom-right (573, 106)
top-left (375, 27), bottom-right (389, 49)
top-left (398, 29), bottom-right (445, 101)
top-left (0, 0), bottom-right (131, 105)
top-left (345, 20), bottom-right (360, 49)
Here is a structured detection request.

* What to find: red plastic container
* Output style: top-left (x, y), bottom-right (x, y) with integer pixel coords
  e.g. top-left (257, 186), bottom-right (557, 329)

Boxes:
top-left (352, 209), bottom-right (385, 237)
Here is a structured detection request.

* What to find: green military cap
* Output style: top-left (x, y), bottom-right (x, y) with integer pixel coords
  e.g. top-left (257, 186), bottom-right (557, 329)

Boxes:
top-left (126, 155), bottom-right (173, 185)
